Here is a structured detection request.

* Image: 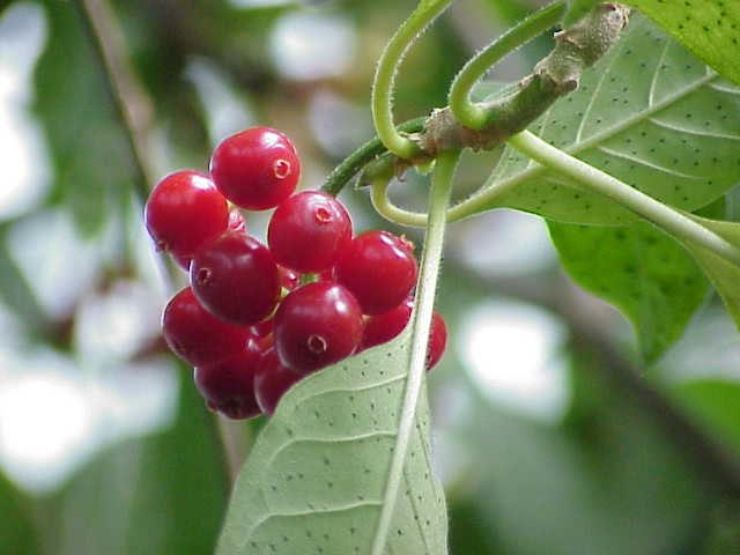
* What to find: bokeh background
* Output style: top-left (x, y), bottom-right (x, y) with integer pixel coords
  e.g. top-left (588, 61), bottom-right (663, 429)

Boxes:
top-left (0, 0), bottom-right (738, 553)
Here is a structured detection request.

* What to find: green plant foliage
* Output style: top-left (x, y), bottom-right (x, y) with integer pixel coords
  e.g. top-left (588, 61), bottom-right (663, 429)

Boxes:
top-left (625, 0), bottom-right (740, 85)
top-left (672, 379), bottom-right (740, 455)
top-left (458, 362), bottom-right (709, 555)
top-left (0, 226), bottom-right (47, 337)
top-left (41, 372), bottom-right (228, 555)
top-left (33, 0), bottom-right (133, 235)
top-left (682, 215), bottom-right (740, 329)
top-left (548, 220), bottom-right (709, 364)
top-left (0, 473), bottom-right (38, 555)
top-left (473, 16), bottom-right (740, 225)
top-left (216, 332), bottom-right (447, 555)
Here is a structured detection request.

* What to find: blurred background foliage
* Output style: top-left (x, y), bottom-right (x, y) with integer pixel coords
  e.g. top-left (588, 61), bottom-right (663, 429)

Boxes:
top-left (0, 0), bottom-right (738, 553)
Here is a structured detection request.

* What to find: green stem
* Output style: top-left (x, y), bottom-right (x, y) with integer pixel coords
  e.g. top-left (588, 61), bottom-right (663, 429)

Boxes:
top-left (448, 0), bottom-right (566, 130)
top-left (508, 130), bottom-right (740, 266)
top-left (320, 118), bottom-right (425, 196)
top-left (370, 149), bottom-right (460, 555)
top-left (372, 0), bottom-right (452, 159)
top-left (370, 176), bottom-right (429, 227)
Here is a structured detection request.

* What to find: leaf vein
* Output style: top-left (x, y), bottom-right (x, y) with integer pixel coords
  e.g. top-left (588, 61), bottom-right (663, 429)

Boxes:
top-left (597, 146), bottom-right (705, 179)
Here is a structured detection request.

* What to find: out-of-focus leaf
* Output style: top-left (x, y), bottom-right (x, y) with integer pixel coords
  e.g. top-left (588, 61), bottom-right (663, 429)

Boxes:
top-left (42, 370), bottom-right (229, 555)
top-left (33, 0), bottom-right (133, 235)
top-left (0, 472), bottom-right (38, 555)
top-left (625, 0), bottom-right (740, 85)
top-left (473, 16), bottom-right (740, 224)
top-left (683, 214), bottom-right (740, 328)
top-left (0, 226), bottom-right (47, 335)
top-left (458, 358), bottom-right (709, 555)
top-left (548, 220), bottom-right (709, 364)
top-left (216, 331), bottom-right (448, 554)
top-left (671, 379), bottom-right (740, 455)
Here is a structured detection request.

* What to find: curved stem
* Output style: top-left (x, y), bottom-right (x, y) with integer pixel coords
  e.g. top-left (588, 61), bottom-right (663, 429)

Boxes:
top-left (448, 0), bottom-right (566, 130)
top-left (321, 118), bottom-right (425, 196)
top-left (372, 0), bottom-right (452, 159)
top-left (370, 149), bottom-right (460, 555)
top-left (508, 130), bottom-right (740, 266)
top-left (370, 177), bottom-right (429, 228)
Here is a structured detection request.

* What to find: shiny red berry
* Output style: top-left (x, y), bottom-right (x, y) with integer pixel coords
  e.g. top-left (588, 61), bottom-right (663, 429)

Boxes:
top-left (209, 127), bottom-right (300, 210)
top-left (171, 208), bottom-right (247, 273)
top-left (274, 282), bottom-right (363, 374)
top-left (426, 311), bottom-right (447, 370)
top-left (145, 170), bottom-right (229, 256)
top-left (335, 230), bottom-right (418, 315)
top-left (191, 232), bottom-right (280, 325)
top-left (254, 347), bottom-right (303, 415)
top-left (268, 191), bottom-right (352, 273)
top-left (278, 266), bottom-right (300, 291)
top-left (162, 287), bottom-right (250, 366)
top-left (361, 298), bottom-right (413, 350)
top-left (194, 338), bottom-right (265, 420)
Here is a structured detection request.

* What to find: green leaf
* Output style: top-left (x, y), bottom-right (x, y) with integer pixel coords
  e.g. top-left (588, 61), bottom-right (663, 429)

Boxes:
top-left (625, 0), bottom-right (740, 85)
top-left (216, 333), bottom-right (447, 554)
top-left (671, 379), bottom-right (740, 455)
top-left (475, 15), bottom-right (740, 225)
top-left (682, 214), bottom-right (740, 328)
top-left (33, 0), bottom-right (133, 235)
top-left (549, 220), bottom-right (709, 363)
top-left (0, 472), bottom-right (38, 555)
top-left (42, 371), bottom-right (229, 555)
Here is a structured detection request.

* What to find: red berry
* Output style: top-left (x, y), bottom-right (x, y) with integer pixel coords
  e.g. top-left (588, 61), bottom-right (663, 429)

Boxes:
top-left (173, 252), bottom-right (193, 272)
top-left (162, 287), bottom-right (250, 366)
top-left (191, 232), bottom-right (280, 325)
top-left (172, 209), bottom-right (246, 273)
top-left (145, 170), bottom-right (229, 256)
top-left (251, 318), bottom-right (273, 338)
top-left (254, 347), bottom-right (302, 415)
top-left (268, 191), bottom-right (352, 273)
top-left (335, 230), bottom-right (418, 315)
top-left (194, 338), bottom-right (264, 420)
top-left (209, 127), bottom-right (300, 210)
top-left (279, 266), bottom-right (300, 291)
top-left (361, 298), bottom-right (413, 350)
top-left (426, 311), bottom-right (447, 370)
top-left (274, 282), bottom-right (363, 374)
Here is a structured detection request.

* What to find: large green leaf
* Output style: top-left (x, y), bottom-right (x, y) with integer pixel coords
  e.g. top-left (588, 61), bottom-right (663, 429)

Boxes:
top-left (470, 16), bottom-right (740, 225)
top-left (625, 1), bottom-right (740, 85)
top-left (548, 220), bottom-right (709, 364)
top-left (682, 215), bottom-right (740, 328)
top-left (216, 332), bottom-right (447, 554)
top-left (33, 0), bottom-right (133, 235)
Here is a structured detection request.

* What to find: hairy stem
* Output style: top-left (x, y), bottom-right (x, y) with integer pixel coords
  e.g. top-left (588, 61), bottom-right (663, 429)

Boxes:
top-left (321, 118), bottom-right (425, 196)
top-left (372, 0), bottom-right (452, 159)
top-left (370, 175), bottom-right (429, 227)
top-left (417, 3), bottom-right (629, 155)
top-left (508, 130), bottom-right (740, 266)
top-left (370, 150), bottom-right (460, 555)
top-left (448, 0), bottom-right (566, 130)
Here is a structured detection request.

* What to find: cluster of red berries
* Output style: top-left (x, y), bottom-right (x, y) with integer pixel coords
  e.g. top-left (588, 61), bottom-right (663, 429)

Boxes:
top-left (144, 127), bottom-right (447, 420)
